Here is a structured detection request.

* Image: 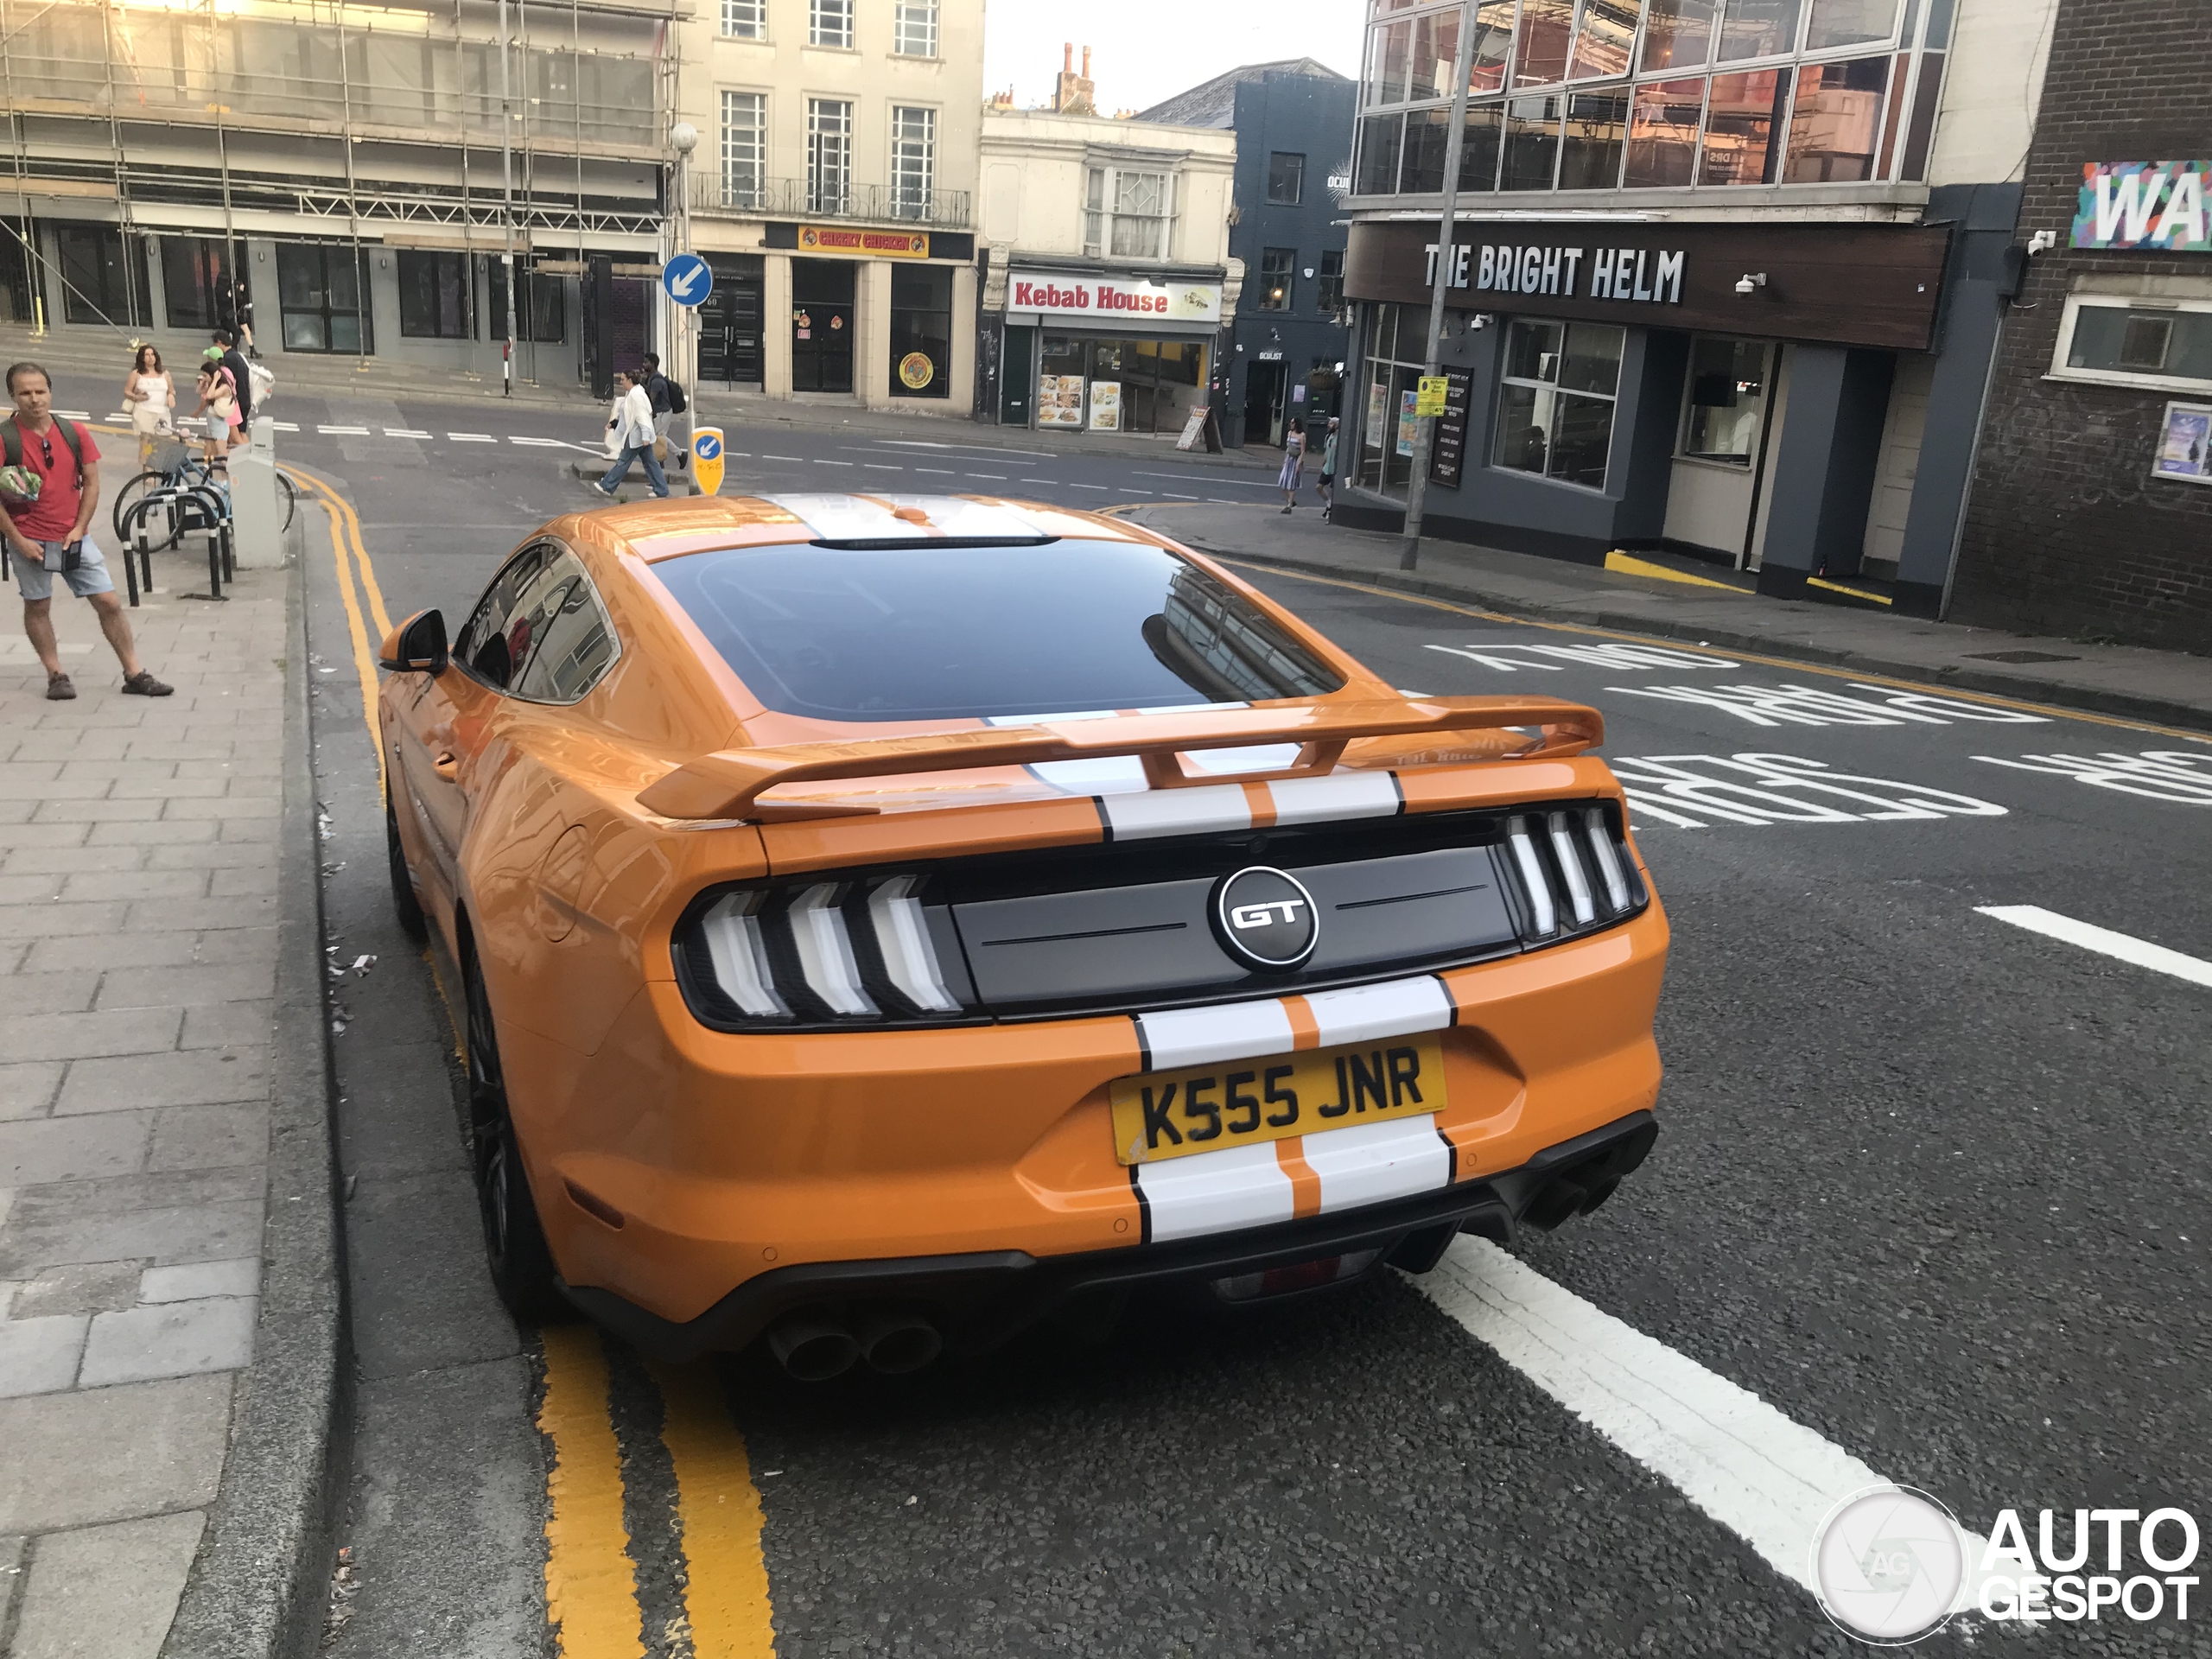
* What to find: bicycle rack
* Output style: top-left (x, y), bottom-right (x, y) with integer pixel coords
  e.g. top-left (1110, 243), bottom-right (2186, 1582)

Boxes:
top-left (123, 483), bottom-right (232, 602)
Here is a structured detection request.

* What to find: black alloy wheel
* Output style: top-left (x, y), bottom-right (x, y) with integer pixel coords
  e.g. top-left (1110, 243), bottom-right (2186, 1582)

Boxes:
top-left (463, 942), bottom-right (564, 1324)
top-left (385, 785), bottom-right (429, 943)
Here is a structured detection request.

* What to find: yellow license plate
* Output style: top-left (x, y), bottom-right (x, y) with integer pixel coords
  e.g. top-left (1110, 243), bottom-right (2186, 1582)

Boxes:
top-left (1109, 1037), bottom-right (1448, 1166)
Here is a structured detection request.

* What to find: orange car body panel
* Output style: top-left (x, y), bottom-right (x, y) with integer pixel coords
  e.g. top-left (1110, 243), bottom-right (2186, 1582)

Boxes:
top-left (378, 498), bottom-right (1669, 1334)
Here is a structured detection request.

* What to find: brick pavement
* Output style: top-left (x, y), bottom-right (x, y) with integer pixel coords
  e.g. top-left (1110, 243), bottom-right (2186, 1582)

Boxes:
top-left (0, 565), bottom-right (286, 1658)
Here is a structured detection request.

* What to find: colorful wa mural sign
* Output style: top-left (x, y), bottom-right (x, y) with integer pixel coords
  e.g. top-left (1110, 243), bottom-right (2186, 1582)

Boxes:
top-left (2072, 162), bottom-right (2211, 251)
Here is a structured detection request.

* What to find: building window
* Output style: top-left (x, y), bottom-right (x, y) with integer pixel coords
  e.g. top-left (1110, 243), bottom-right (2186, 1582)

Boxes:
top-left (1679, 336), bottom-right (1772, 463)
top-left (889, 264), bottom-right (951, 399)
top-left (1084, 167), bottom-right (1173, 260)
top-left (1317, 250), bottom-right (1344, 315)
top-left (809, 0), bottom-right (852, 48)
top-left (893, 0), bottom-right (938, 56)
top-left (2050, 296), bottom-right (2212, 396)
top-left (1356, 0), bottom-right (1936, 195)
top-left (486, 259), bottom-right (566, 344)
top-left (160, 236), bottom-right (231, 331)
top-left (1493, 317), bottom-right (1624, 490)
top-left (276, 242), bottom-right (372, 354)
top-left (1257, 249), bottom-right (1295, 311)
top-left (722, 90), bottom-right (766, 208)
top-left (808, 98), bottom-right (853, 213)
top-left (1268, 152), bottom-right (1305, 205)
top-left (890, 105), bottom-right (937, 219)
top-left (398, 250), bottom-right (471, 339)
top-left (1357, 302), bottom-right (1425, 496)
top-left (721, 0), bottom-right (763, 39)
top-left (54, 224), bottom-right (148, 327)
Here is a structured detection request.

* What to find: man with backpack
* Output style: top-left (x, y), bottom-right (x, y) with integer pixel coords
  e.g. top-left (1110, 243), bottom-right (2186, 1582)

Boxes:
top-left (1, 362), bottom-right (171, 700)
top-left (640, 352), bottom-right (689, 465)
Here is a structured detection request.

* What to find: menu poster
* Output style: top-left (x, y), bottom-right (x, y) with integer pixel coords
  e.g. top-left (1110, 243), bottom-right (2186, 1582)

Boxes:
top-left (1396, 389), bottom-right (1418, 458)
top-left (1427, 371), bottom-right (1472, 489)
top-left (1088, 380), bottom-right (1123, 431)
top-left (1364, 378), bottom-right (1388, 449)
top-left (2154, 400), bottom-right (2212, 484)
top-left (1038, 374), bottom-right (1084, 428)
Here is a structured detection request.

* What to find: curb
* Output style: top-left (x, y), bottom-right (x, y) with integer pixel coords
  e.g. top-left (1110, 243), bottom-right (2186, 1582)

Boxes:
top-left (162, 531), bottom-right (351, 1659)
top-left (1168, 537), bottom-right (2212, 738)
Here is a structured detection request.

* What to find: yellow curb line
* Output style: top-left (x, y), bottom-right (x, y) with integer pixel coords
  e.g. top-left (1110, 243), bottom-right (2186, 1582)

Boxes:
top-left (1602, 549), bottom-right (1747, 592)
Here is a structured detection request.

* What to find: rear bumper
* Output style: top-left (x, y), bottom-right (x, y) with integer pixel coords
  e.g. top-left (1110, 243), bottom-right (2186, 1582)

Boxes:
top-left (562, 1109), bottom-right (1657, 1363)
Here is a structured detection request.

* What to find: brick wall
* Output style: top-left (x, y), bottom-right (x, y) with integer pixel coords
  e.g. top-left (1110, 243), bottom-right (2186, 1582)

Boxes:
top-left (1948, 0), bottom-right (2212, 654)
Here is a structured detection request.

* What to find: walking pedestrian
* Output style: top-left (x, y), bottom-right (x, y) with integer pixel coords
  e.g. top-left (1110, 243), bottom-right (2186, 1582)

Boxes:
top-left (640, 352), bottom-right (690, 463)
top-left (123, 345), bottom-right (174, 469)
top-left (593, 371), bottom-right (669, 499)
top-left (211, 329), bottom-right (253, 448)
top-left (1277, 416), bottom-right (1306, 513)
top-left (0, 363), bottom-right (171, 701)
top-left (1318, 416), bottom-right (1339, 522)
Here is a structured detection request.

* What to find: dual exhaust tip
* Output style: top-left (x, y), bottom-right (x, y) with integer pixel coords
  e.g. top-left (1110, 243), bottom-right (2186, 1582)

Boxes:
top-left (766, 1305), bottom-right (943, 1382)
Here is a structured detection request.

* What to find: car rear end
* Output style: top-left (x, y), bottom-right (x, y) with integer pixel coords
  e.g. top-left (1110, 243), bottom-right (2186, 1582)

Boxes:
top-left (524, 499), bottom-right (1669, 1374)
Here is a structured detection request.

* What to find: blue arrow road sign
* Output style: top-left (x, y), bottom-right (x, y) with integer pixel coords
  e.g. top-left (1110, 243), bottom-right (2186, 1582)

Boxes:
top-left (663, 252), bottom-right (712, 307)
top-left (692, 431), bottom-right (722, 461)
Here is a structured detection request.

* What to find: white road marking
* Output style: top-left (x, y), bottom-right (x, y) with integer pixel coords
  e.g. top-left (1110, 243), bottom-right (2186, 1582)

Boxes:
top-left (1608, 682), bottom-right (2049, 728)
top-left (965, 473), bottom-right (1008, 480)
top-left (1611, 753), bottom-right (2007, 830)
top-left (725, 451), bottom-right (752, 458)
top-left (913, 467), bottom-right (955, 474)
top-left (1419, 1238), bottom-right (1898, 1606)
top-left (871, 438), bottom-right (1057, 459)
top-left (1163, 492), bottom-right (1200, 499)
top-left (1065, 482), bottom-right (1111, 490)
top-left (507, 435), bottom-right (570, 448)
top-left (763, 454), bottom-right (804, 461)
top-left (1429, 641), bottom-right (1739, 672)
top-left (1972, 748), bottom-right (2212, 804)
top-left (54, 408), bottom-right (90, 418)
top-left (106, 410), bottom-right (130, 420)
top-left (448, 433), bottom-right (496, 442)
top-left (1122, 488), bottom-right (1154, 495)
top-left (319, 424), bottom-right (372, 435)
top-left (270, 421), bottom-right (300, 432)
top-left (862, 463), bottom-right (902, 471)
top-left (1135, 470), bottom-right (1275, 488)
top-left (810, 459), bottom-right (855, 467)
top-left (1975, 905), bottom-right (2212, 988)
top-left (383, 429), bottom-right (432, 439)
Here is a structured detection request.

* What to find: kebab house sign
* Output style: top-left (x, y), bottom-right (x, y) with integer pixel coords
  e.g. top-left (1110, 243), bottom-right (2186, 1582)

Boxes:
top-left (1008, 271), bottom-right (1224, 324)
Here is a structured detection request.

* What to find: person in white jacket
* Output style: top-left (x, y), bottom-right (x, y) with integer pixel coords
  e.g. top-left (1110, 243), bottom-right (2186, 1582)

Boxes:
top-left (592, 370), bottom-right (669, 499)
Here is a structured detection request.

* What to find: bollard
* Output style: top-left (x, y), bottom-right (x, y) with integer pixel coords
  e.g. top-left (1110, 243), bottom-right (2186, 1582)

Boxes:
top-left (205, 523), bottom-right (224, 601)
top-left (124, 536), bottom-right (140, 605)
top-left (219, 519), bottom-right (235, 583)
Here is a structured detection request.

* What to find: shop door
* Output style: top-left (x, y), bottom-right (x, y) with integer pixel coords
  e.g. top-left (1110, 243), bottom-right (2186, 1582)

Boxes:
top-left (999, 327), bottom-right (1033, 425)
top-left (791, 257), bottom-right (855, 394)
top-left (698, 273), bottom-right (764, 387)
top-left (1662, 337), bottom-right (1777, 566)
top-left (1244, 360), bottom-right (1286, 448)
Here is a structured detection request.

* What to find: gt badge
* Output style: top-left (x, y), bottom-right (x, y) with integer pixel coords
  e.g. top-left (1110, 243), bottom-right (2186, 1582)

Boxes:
top-left (1211, 866), bottom-right (1319, 972)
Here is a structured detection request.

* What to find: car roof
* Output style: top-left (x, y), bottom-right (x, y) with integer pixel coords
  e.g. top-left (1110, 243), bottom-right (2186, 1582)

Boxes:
top-left (580, 493), bottom-right (1156, 563)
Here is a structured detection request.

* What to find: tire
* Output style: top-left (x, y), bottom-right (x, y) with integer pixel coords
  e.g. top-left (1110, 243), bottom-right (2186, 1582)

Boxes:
top-left (111, 471), bottom-right (183, 550)
top-left (463, 941), bottom-right (565, 1324)
top-left (385, 786), bottom-right (429, 944)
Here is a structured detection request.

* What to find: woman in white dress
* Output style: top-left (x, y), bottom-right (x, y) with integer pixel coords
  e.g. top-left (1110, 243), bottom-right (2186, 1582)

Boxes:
top-left (123, 345), bottom-right (174, 468)
top-left (1277, 416), bottom-right (1306, 512)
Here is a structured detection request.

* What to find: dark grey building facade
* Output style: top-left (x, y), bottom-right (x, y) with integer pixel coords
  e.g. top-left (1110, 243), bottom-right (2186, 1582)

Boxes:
top-left (1139, 60), bottom-right (1357, 449)
top-left (1337, 0), bottom-right (2042, 618)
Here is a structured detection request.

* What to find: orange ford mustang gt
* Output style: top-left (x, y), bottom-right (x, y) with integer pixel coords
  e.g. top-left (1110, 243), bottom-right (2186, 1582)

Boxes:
top-left (377, 493), bottom-right (1668, 1378)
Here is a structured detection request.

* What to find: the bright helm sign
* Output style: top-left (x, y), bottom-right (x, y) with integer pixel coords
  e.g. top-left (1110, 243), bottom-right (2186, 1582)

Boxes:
top-left (1211, 867), bottom-right (1319, 972)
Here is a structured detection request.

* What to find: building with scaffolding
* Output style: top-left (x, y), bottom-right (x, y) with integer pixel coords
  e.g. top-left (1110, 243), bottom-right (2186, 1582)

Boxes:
top-left (1, 0), bottom-right (678, 392)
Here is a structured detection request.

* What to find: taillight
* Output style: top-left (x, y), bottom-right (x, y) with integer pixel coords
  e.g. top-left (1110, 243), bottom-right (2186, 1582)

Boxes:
top-left (677, 874), bottom-right (976, 1030)
top-left (1502, 805), bottom-right (1643, 945)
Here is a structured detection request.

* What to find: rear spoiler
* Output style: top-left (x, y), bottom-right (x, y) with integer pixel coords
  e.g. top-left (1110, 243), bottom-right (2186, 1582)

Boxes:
top-left (637, 696), bottom-right (1604, 823)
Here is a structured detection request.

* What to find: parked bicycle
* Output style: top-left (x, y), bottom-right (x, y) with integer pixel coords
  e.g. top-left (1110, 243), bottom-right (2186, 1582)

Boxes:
top-left (111, 442), bottom-right (298, 550)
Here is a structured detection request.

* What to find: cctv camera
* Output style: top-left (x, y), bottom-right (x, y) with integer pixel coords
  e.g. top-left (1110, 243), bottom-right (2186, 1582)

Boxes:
top-left (1734, 272), bottom-right (1768, 296)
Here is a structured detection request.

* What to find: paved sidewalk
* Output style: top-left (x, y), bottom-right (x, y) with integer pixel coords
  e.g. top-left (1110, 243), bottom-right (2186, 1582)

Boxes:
top-left (0, 569), bottom-right (286, 1656)
top-left (1129, 502), bottom-right (2212, 733)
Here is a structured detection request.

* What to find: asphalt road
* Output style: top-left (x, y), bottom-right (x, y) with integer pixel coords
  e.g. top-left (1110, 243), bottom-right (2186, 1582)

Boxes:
top-left (249, 392), bottom-right (2212, 1657)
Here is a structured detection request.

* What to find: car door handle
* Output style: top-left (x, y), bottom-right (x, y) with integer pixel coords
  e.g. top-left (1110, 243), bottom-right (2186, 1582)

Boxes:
top-left (432, 752), bottom-right (459, 776)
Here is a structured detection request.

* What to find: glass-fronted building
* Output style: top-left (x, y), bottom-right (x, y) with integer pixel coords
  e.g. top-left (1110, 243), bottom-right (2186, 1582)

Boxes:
top-left (1338, 0), bottom-right (2055, 616)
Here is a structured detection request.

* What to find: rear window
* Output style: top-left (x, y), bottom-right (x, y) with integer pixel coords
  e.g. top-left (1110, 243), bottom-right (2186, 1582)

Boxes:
top-left (650, 538), bottom-right (1345, 721)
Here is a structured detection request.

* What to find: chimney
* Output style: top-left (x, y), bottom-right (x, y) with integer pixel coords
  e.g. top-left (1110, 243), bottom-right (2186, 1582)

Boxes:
top-left (1064, 42), bottom-right (1073, 73)
top-left (1082, 46), bottom-right (1091, 79)
top-left (1054, 43), bottom-right (1097, 117)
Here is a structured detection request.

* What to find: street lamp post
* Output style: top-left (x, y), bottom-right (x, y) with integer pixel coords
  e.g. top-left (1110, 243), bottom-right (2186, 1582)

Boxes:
top-left (1400, 2), bottom-right (1481, 570)
top-left (669, 121), bottom-right (700, 469)
top-left (497, 0), bottom-right (518, 398)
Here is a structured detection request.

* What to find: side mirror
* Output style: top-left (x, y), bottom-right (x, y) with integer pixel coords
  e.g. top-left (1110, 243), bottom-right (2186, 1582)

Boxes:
top-left (378, 608), bottom-right (448, 675)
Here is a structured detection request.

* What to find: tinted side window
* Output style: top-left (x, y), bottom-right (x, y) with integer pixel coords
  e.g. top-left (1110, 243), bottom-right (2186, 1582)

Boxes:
top-left (512, 556), bottom-right (621, 703)
top-left (455, 545), bottom-right (549, 690)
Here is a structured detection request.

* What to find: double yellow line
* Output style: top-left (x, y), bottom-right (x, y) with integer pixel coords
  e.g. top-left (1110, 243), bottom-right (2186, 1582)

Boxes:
top-left (291, 466), bottom-right (393, 796)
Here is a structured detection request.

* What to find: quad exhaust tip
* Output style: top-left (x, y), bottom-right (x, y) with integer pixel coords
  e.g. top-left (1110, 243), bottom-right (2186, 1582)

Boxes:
top-left (766, 1306), bottom-right (943, 1380)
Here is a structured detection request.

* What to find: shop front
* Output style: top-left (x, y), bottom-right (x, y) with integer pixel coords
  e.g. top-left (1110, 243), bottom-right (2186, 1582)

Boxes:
top-left (1340, 218), bottom-right (1962, 598)
top-left (996, 264), bottom-right (1224, 435)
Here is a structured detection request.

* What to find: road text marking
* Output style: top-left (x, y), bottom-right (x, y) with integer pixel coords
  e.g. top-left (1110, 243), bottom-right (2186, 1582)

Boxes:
top-left (1975, 906), bottom-right (2212, 989)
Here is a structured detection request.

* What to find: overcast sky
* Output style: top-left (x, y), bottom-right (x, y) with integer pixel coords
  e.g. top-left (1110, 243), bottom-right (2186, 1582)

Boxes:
top-left (981, 2), bottom-right (1364, 118)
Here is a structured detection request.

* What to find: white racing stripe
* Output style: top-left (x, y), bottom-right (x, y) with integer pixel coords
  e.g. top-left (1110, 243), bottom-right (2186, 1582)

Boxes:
top-left (1302, 1115), bottom-right (1451, 1213)
top-left (1976, 904), bottom-right (2212, 988)
top-left (1269, 771), bottom-right (1402, 825)
top-left (1098, 783), bottom-right (1254, 841)
top-left (1134, 998), bottom-right (1295, 1071)
top-left (1134, 1141), bottom-right (1294, 1244)
top-left (1302, 976), bottom-right (1454, 1047)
